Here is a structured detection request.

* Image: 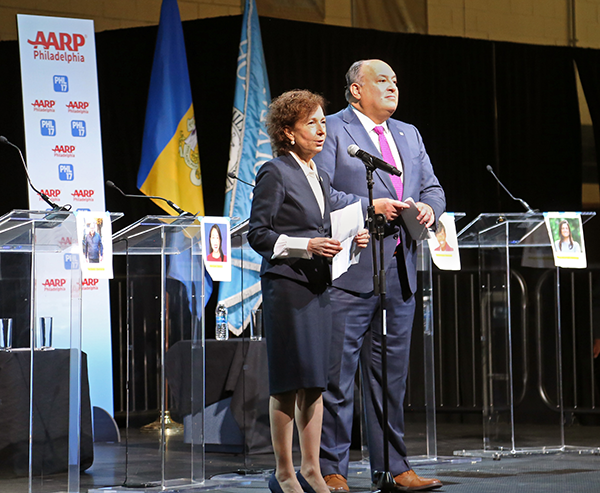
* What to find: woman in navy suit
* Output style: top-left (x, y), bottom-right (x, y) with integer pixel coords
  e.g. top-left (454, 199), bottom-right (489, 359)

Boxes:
top-left (248, 90), bottom-right (368, 493)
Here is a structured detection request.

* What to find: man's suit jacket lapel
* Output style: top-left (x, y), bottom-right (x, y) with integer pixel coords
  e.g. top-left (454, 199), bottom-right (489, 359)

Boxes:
top-left (341, 106), bottom-right (399, 199)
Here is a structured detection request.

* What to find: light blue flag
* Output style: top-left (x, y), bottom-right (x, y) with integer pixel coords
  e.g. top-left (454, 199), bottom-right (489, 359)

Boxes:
top-left (219, 0), bottom-right (272, 336)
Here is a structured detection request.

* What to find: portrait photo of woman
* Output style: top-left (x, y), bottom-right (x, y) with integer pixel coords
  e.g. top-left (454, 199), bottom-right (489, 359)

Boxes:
top-left (434, 221), bottom-right (453, 252)
top-left (206, 223), bottom-right (227, 262)
top-left (554, 219), bottom-right (581, 254)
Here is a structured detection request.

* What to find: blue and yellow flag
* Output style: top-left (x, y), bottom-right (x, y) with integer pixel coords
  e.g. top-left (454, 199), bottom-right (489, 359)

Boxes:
top-left (218, 0), bottom-right (272, 336)
top-left (140, 0), bottom-right (211, 312)
top-left (138, 0), bottom-right (204, 216)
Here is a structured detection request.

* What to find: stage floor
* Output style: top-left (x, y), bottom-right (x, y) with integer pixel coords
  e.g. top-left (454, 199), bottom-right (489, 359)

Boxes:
top-left (1, 421), bottom-right (599, 492)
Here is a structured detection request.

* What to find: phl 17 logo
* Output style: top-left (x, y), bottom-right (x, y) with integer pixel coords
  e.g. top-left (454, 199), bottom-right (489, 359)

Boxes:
top-left (54, 75), bottom-right (68, 92)
top-left (64, 253), bottom-right (80, 270)
top-left (40, 119), bottom-right (56, 136)
top-left (59, 164), bottom-right (74, 181)
top-left (71, 120), bottom-right (86, 137)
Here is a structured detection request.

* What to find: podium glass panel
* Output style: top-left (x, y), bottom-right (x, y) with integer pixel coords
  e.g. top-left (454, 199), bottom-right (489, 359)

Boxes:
top-left (111, 215), bottom-right (205, 490)
top-left (0, 209), bottom-right (121, 493)
top-left (407, 212), bottom-right (467, 465)
top-left (416, 239), bottom-right (437, 460)
top-left (456, 212), bottom-right (596, 456)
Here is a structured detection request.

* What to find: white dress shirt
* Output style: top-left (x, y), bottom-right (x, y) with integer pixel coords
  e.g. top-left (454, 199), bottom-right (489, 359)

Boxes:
top-left (352, 106), bottom-right (404, 176)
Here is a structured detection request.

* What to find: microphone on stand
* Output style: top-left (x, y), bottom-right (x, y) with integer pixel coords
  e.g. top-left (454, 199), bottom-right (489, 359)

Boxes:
top-left (0, 135), bottom-right (71, 212)
top-left (106, 180), bottom-right (195, 217)
top-left (485, 165), bottom-right (535, 213)
top-left (347, 144), bottom-right (402, 177)
top-left (228, 171), bottom-right (255, 188)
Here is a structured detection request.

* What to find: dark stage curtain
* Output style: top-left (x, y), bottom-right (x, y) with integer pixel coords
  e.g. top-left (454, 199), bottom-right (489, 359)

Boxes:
top-left (0, 39), bottom-right (28, 211)
top-left (493, 42), bottom-right (582, 213)
top-left (575, 47), bottom-right (600, 186)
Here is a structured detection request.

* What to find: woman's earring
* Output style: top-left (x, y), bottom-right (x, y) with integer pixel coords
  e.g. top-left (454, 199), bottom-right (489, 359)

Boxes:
top-left (290, 139), bottom-right (295, 146)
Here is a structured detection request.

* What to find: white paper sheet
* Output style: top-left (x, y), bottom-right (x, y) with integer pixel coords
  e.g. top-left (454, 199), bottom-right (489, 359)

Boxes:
top-left (330, 201), bottom-right (365, 280)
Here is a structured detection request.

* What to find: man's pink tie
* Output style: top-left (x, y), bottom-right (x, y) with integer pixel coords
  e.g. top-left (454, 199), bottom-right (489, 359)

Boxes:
top-left (373, 125), bottom-right (403, 201)
top-left (374, 125), bottom-right (403, 245)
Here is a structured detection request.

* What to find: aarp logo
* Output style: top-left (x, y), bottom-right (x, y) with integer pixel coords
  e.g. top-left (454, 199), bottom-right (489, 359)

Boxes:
top-left (72, 189), bottom-right (94, 201)
top-left (42, 278), bottom-right (67, 291)
top-left (28, 31), bottom-right (85, 51)
top-left (32, 100), bottom-right (56, 112)
top-left (82, 278), bottom-right (100, 290)
top-left (40, 189), bottom-right (61, 199)
top-left (58, 236), bottom-right (72, 248)
top-left (52, 145), bottom-right (75, 157)
top-left (66, 101), bottom-right (89, 113)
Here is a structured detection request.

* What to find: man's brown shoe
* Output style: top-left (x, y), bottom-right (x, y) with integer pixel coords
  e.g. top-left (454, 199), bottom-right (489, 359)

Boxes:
top-left (324, 474), bottom-right (349, 492)
top-left (394, 470), bottom-right (442, 491)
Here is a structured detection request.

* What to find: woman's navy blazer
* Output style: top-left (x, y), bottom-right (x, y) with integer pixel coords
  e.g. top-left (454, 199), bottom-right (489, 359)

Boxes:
top-left (248, 153), bottom-right (352, 287)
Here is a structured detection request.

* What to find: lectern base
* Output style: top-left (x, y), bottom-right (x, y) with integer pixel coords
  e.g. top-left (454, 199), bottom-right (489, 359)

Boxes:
top-left (140, 411), bottom-right (184, 435)
top-left (454, 445), bottom-right (600, 459)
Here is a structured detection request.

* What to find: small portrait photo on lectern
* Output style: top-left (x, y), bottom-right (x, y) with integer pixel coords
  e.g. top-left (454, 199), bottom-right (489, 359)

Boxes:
top-left (428, 212), bottom-right (460, 271)
top-left (75, 210), bottom-right (114, 278)
top-left (82, 218), bottom-right (104, 264)
top-left (201, 216), bottom-right (231, 282)
top-left (544, 212), bottom-right (586, 269)
top-left (206, 223), bottom-right (227, 262)
top-left (552, 218), bottom-right (582, 254)
top-left (433, 221), bottom-right (454, 252)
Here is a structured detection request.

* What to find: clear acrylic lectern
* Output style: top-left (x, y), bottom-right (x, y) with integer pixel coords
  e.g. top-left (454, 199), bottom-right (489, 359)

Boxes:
top-left (108, 215), bottom-right (205, 491)
top-left (455, 211), bottom-right (596, 457)
top-left (0, 209), bottom-right (121, 493)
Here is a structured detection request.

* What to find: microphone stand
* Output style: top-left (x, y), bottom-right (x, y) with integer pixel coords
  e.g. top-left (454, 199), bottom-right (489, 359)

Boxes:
top-left (364, 166), bottom-right (396, 493)
top-left (1, 135), bottom-right (72, 218)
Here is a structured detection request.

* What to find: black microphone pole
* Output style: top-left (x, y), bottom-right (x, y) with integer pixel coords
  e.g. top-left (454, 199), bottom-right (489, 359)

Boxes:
top-left (106, 180), bottom-right (195, 217)
top-left (486, 165), bottom-right (535, 213)
top-left (227, 172), bottom-right (255, 188)
top-left (1, 135), bottom-right (70, 212)
top-left (363, 164), bottom-right (396, 493)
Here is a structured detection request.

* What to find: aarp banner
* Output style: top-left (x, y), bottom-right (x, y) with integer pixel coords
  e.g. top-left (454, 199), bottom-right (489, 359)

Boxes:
top-left (18, 15), bottom-right (114, 415)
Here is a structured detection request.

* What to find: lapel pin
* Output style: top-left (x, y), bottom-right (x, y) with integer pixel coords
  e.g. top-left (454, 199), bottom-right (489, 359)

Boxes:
top-left (399, 131), bottom-right (404, 136)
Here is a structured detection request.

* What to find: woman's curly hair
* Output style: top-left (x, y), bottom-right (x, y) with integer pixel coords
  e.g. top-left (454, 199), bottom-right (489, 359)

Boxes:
top-left (266, 89), bottom-right (326, 156)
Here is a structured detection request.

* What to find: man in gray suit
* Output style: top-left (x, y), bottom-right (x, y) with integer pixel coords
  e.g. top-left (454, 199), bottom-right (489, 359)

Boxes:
top-left (314, 59), bottom-right (445, 492)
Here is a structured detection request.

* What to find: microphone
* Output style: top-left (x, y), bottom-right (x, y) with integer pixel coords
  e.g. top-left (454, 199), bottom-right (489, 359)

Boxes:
top-left (228, 171), bottom-right (254, 188)
top-left (486, 165), bottom-right (535, 213)
top-left (106, 180), bottom-right (194, 217)
top-left (0, 135), bottom-right (70, 212)
top-left (347, 144), bottom-right (402, 177)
